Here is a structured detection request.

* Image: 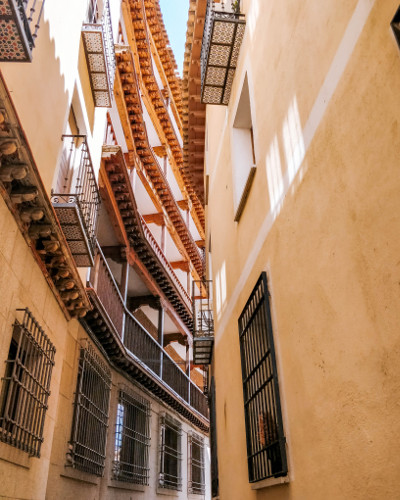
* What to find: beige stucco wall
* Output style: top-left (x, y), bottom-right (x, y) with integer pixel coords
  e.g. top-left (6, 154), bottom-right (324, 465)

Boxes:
top-left (206, 0), bottom-right (400, 499)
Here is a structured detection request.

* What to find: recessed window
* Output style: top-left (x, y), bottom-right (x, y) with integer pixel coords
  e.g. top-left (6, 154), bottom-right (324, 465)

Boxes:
top-left (67, 344), bottom-right (111, 476)
top-left (159, 413), bottom-right (182, 490)
top-left (391, 6), bottom-right (400, 50)
top-left (113, 388), bottom-right (151, 484)
top-left (232, 74), bottom-right (256, 222)
top-left (238, 273), bottom-right (288, 482)
top-left (188, 432), bottom-right (205, 495)
top-left (0, 308), bottom-right (56, 458)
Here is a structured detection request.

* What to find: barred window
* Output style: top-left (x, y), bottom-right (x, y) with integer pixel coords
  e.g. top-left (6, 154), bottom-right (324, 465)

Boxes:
top-left (159, 413), bottom-right (182, 490)
top-left (113, 388), bottom-right (151, 484)
top-left (0, 308), bottom-right (55, 457)
top-left (238, 272), bottom-right (288, 482)
top-left (67, 344), bottom-right (111, 476)
top-left (188, 432), bottom-right (205, 495)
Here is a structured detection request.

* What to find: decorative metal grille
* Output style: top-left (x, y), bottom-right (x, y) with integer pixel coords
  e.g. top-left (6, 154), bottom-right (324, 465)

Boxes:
top-left (188, 432), bottom-right (205, 495)
top-left (200, 0), bottom-right (246, 105)
top-left (52, 135), bottom-right (101, 267)
top-left (238, 272), bottom-right (288, 482)
top-left (0, 0), bottom-right (45, 62)
top-left (112, 387), bottom-right (151, 484)
top-left (0, 308), bottom-right (55, 457)
top-left (67, 343), bottom-right (111, 476)
top-left (159, 413), bottom-right (182, 491)
top-left (209, 377), bottom-right (219, 497)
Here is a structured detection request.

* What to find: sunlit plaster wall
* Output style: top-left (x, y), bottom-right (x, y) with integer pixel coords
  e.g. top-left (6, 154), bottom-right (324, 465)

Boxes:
top-left (206, 0), bottom-right (400, 499)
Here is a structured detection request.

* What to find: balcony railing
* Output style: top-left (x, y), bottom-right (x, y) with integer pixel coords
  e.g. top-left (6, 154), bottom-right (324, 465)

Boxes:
top-left (0, 0), bottom-right (45, 62)
top-left (140, 216), bottom-right (192, 311)
top-left (85, 244), bottom-right (208, 419)
top-left (82, 0), bottom-right (116, 107)
top-left (201, 0), bottom-right (246, 105)
top-left (192, 280), bottom-right (214, 365)
top-left (90, 245), bottom-right (125, 336)
top-left (52, 135), bottom-right (101, 267)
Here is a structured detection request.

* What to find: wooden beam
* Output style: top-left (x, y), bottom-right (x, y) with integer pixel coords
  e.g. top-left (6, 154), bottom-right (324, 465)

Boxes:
top-left (170, 260), bottom-right (190, 273)
top-left (195, 239), bottom-right (205, 248)
top-left (142, 212), bottom-right (165, 226)
top-left (128, 294), bottom-right (161, 311)
top-left (176, 199), bottom-right (190, 211)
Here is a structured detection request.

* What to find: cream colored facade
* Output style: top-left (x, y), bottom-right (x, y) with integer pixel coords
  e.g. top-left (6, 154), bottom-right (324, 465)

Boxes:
top-left (0, 0), bottom-right (210, 499)
top-left (204, 0), bottom-right (400, 499)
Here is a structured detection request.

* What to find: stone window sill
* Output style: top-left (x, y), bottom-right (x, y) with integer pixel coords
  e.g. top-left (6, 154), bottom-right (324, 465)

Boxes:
top-left (251, 475), bottom-right (289, 490)
top-left (0, 441), bottom-right (30, 469)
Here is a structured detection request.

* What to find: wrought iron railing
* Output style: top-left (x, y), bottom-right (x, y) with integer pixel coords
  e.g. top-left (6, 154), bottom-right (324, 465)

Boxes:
top-left (52, 135), bottom-right (101, 265)
top-left (82, 0), bottom-right (116, 107)
top-left (140, 216), bottom-right (192, 309)
top-left (89, 244), bottom-right (125, 336)
top-left (192, 280), bottom-right (214, 338)
top-left (0, 0), bottom-right (45, 62)
top-left (87, 243), bottom-right (209, 419)
top-left (200, 0), bottom-right (246, 105)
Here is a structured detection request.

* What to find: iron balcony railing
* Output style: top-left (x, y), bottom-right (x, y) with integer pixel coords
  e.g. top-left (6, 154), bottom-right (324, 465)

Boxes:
top-left (82, 0), bottom-right (116, 107)
top-left (192, 280), bottom-right (214, 365)
top-left (52, 135), bottom-right (101, 267)
top-left (87, 244), bottom-right (208, 419)
top-left (0, 0), bottom-right (45, 62)
top-left (140, 216), bottom-right (192, 311)
top-left (200, 0), bottom-right (246, 105)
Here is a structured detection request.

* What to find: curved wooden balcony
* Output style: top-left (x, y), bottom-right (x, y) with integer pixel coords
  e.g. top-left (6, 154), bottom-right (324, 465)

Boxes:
top-left (102, 147), bottom-right (193, 330)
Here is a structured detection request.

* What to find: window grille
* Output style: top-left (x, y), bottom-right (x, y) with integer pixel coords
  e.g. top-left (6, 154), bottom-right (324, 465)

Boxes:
top-left (159, 413), bottom-right (182, 491)
top-left (0, 308), bottom-right (55, 457)
top-left (209, 377), bottom-right (219, 497)
top-left (188, 432), bottom-right (205, 495)
top-left (113, 388), bottom-right (151, 484)
top-left (238, 272), bottom-right (288, 482)
top-left (68, 344), bottom-right (111, 476)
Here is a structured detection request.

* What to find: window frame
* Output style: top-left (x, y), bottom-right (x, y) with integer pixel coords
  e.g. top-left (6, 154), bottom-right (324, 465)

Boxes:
top-left (67, 343), bottom-right (111, 477)
top-left (238, 272), bottom-right (288, 482)
top-left (112, 387), bottom-right (151, 485)
top-left (188, 431), bottom-right (206, 495)
top-left (0, 308), bottom-right (56, 458)
top-left (158, 412), bottom-right (182, 491)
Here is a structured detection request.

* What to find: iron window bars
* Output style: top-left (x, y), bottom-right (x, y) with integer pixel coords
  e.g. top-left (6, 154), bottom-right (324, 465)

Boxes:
top-left (113, 387), bottom-right (151, 484)
top-left (67, 343), bottom-right (111, 476)
top-left (238, 272), bottom-right (288, 482)
top-left (200, 0), bottom-right (246, 105)
top-left (0, 308), bottom-right (56, 457)
top-left (0, 0), bottom-right (45, 62)
top-left (391, 6), bottom-right (400, 50)
top-left (188, 432), bottom-right (205, 495)
top-left (159, 413), bottom-right (182, 491)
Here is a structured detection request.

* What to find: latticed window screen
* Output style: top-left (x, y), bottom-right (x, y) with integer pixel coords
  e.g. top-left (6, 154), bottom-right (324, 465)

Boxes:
top-left (113, 388), bottom-right (151, 484)
top-left (0, 308), bottom-right (56, 457)
top-left (188, 432), bottom-right (205, 495)
top-left (68, 344), bottom-right (111, 476)
top-left (159, 413), bottom-right (182, 490)
top-left (238, 272), bottom-right (288, 482)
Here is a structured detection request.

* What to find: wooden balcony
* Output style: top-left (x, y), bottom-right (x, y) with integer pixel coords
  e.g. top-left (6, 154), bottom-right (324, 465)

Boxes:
top-left (0, 0), bottom-right (45, 62)
top-left (82, 0), bottom-right (116, 107)
top-left (52, 135), bottom-right (101, 267)
top-left (83, 245), bottom-right (209, 430)
top-left (192, 280), bottom-right (214, 365)
top-left (201, 0), bottom-right (246, 105)
top-left (102, 146), bottom-right (194, 330)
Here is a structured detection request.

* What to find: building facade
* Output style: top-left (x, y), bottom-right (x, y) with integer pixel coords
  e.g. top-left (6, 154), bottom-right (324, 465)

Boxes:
top-left (0, 1), bottom-right (210, 499)
top-left (184, 0), bottom-right (400, 499)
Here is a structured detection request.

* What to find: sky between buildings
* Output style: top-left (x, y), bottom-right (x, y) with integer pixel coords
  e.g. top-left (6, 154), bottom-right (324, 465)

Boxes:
top-left (159, 0), bottom-right (189, 76)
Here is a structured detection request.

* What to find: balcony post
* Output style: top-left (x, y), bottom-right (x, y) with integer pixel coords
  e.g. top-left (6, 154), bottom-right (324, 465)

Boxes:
top-left (119, 258), bottom-right (129, 342)
top-left (158, 306), bottom-right (164, 378)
